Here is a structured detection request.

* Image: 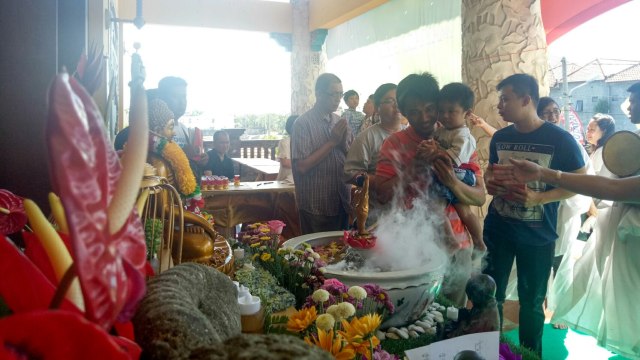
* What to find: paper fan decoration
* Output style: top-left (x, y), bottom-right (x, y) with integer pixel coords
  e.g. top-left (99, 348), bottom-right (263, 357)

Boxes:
top-left (0, 189), bottom-right (28, 235)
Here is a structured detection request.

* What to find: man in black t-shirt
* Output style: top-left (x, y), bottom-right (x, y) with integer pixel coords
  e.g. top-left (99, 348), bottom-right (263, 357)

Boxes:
top-left (205, 131), bottom-right (235, 179)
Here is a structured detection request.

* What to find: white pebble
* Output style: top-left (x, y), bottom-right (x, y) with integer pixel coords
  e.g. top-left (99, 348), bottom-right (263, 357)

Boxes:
top-left (408, 325), bottom-right (425, 333)
top-left (409, 330), bottom-right (419, 338)
top-left (415, 320), bottom-right (431, 330)
top-left (376, 330), bottom-right (386, 341)
top-left (386, 332), bottom-right (400, 340)
top-left (425, 326), bottom-right (437, 335)
top-left (432, 302), bottom-right (441, 308)
top-left (438, 306), bottom-right (446, 312)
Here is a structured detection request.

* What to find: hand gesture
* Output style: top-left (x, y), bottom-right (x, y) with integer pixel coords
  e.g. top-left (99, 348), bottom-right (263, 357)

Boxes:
top-left (330, 118), bottom-right (348, 146)
top-left (467, 112), bottom-right (486, 127)
top-left (506, 184), bottom-right (541, 208)
top-left (509, 158), bottom-right (543, 183)
top-left (432, 157), bottom-right (456, 187)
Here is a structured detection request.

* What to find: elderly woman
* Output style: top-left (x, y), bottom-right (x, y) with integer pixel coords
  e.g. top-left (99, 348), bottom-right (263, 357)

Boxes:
top-left (343, 83), bottom-right (402, 226)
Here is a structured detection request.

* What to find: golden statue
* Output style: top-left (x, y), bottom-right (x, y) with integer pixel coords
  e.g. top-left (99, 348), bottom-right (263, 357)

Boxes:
top-left (353, 174), bottom-right (370, 236)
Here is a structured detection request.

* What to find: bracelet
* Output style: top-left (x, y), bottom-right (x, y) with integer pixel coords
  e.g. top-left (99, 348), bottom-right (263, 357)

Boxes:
top-left (555, 170), bottom-right (562, 181)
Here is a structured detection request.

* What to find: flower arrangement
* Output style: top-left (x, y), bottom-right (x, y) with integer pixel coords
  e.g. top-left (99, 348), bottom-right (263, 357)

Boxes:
top-left (271, 280), bottom-right (397, 360)
top-left (149, 133), bottom-right (203, 214)
top-left (238, 221), bottom-right (326, 306)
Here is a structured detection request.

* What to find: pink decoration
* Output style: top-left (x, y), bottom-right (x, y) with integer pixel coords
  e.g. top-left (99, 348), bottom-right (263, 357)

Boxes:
top-left (267, 220), bottom-right (286, 235)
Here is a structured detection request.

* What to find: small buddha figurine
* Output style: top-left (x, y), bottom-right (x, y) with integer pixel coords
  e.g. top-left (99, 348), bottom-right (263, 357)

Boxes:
top-left (354, 174), bottom-right (370, 236)
top-left (445, 274), bottom-right (500, 339)
top-left (343, 174), bottom-right (376, 249)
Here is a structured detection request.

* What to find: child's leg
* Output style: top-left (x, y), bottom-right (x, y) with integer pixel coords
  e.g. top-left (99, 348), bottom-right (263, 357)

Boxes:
top-left (453, 203), bottom-right (485, 251)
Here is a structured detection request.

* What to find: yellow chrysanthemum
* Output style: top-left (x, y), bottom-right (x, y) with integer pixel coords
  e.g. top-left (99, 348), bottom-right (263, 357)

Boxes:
top-left (259, 236), bottom-right (271, 241)
top-left (287, 306), bottom-right (318, 333)
top-left (338, 313), bottom-right (382, 358)
top-left (250, 243), bottom-right (260, 248)
top-left (162, 142), bottom-right (196, 196)
top-left (260, 253), bottom-right (271, 261)
top-left (251, 253), bottom-right (259, 261)
top-left (304, 329), bottom-right (355, 360)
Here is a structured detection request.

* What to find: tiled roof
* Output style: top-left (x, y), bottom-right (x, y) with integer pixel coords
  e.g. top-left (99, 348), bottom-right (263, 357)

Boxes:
top-left (548, 59), bottom-right (640, 86)
top-left (606, 63), bottom-right (640, 82)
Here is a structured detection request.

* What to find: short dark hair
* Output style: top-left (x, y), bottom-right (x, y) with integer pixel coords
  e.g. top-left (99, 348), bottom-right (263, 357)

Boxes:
top-left (285, 115), bottom-right (298, 135)
top-left (592, 113), bottom-right (616, 149)
top-left (213, 130), bottom-right (229, 142)
top-left (439, 82), bottom-right (475, 110)
top-left (628, 82), bottom-right (640, 94)
top-left (536, 97), bottom-right (559, 117)
top-left (315, 73), bottom-right (341, 95)
top-left (396, 72), bottom-right (439, 115)
top-left (343, 90), bottom-right (358, 103)
top-left (497, 73), bottom-right (540, 106)
top-left (158, 76), bottom-right (187, 91)
top-left (373, 83), bottom-right (397, 107)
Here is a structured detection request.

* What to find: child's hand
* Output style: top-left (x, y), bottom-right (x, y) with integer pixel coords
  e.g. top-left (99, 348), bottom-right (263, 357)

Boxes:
top-left (467, 113), bottom-right (486, 127)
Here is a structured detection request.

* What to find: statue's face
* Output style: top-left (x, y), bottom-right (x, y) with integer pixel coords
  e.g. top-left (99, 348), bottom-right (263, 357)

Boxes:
top-left (162, 119), bottom-right (176, 140)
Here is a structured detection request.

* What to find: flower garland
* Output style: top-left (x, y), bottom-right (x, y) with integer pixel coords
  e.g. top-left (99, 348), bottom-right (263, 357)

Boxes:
top-left (149, 134), bottom-right (200, 199)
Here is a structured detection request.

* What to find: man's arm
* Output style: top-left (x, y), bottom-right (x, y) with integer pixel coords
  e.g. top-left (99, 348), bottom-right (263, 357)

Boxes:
top-left (433, 158), bottom-right (486, 206)
top-left (294, 118), bottom-right (348, 175)
top-left (508, 166), bottom-right (587, 207)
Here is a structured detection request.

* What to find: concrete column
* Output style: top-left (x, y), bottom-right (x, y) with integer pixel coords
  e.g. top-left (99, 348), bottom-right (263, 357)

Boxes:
top-left (461, 0), bottom-right (549, 217)
top-left (290, 0), bottom-right (326, 116)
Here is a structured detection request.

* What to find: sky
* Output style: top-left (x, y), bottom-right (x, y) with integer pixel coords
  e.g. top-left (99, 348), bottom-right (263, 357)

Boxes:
top-left (123, 0), bottom-right (640, 130)
top-left (547, 0), bottom-right (640, 65)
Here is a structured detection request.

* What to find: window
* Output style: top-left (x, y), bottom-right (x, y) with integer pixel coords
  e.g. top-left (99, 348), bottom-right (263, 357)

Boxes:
top-left (575, 100), bottom-right (584, 112)
top-left (592, 96), bottom-right (599, 102)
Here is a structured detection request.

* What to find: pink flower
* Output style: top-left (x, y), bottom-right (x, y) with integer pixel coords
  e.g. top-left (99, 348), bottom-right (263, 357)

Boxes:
top-left (267, 220), bottom-right (286, 235)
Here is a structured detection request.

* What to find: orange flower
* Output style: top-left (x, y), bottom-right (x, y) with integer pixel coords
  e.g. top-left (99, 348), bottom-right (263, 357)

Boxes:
top-left (162, 142), bottom-right (197, 196)
top-left (338, 314), bottom-right (381, 359)
top-left (304, 329), bottom-right (355, 360)
top-left (286, 306), bottom-right (317, 333)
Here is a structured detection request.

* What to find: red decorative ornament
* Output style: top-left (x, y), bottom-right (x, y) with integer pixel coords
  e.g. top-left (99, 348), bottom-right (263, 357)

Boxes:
top-left (0, 189), bottom-right (27, 235)
top-left (343, 230), bottom-right (377, 249)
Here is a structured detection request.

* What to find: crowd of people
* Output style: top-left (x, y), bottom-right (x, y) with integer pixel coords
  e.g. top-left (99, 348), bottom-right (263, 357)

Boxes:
top-left (115, 71), bottom-right (640, 359)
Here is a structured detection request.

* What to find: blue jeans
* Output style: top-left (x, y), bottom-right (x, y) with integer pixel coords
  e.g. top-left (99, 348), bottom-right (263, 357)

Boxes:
top-left (432, 167), bottom-right (476, 204)
top-left (482, 229), bottom-right (554, 356)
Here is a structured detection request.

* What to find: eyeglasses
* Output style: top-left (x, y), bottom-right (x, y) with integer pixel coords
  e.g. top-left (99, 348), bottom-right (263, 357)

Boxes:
top-left (380, 98), bottom-right (397, 106)
top-left (324, 91), bottom-right (344, 99)
top-left (542, 109), bottom-right (561, 117)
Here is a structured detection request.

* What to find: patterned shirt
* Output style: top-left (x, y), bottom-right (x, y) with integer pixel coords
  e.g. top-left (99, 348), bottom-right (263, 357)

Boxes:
top-left (376, 126), bottom-right (482, 249)
top-left (342, 109), bottom-right (365, 136)
top-left (292, 107), bottom-right (352, 216)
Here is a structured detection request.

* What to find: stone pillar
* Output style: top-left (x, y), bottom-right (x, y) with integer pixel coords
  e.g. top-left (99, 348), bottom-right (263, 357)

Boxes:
top-left (290, 0), bottom-right (327, 116)
top-left (461, 0), bottom-right (549, 217)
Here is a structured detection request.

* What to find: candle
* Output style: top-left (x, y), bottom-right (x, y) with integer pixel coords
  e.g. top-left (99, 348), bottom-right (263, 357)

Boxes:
top-left (446, 306), bottom-right (459, 321)
top-left (238, 294), bottom-right (261, 315)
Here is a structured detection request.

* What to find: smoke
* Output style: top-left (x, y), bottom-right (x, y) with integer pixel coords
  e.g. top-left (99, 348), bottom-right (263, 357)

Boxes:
top-left (366, 182), bottom-right (450, 271)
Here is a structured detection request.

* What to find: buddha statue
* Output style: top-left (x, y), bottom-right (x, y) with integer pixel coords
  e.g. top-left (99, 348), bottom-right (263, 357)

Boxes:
top-left (145, 99), bottom-right (222, 266)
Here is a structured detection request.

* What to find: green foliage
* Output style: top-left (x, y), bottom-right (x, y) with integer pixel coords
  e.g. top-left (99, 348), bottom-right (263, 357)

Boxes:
top-left (234, 113), bottom-right (288, 134)
top-left (235, 264), bottom-right (296, 314)
top-left (593, 99), bottom-right (610, 114)
top-left (264, 314), bottom-right (291, 335)
top-left (144, 219), bottom-right (163, 257)
top-left (501, 335), bottom-right (541, 360)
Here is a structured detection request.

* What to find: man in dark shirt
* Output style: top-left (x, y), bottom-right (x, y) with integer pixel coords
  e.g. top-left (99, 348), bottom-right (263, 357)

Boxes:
top-left (205, 130), bottom-right (235, 179)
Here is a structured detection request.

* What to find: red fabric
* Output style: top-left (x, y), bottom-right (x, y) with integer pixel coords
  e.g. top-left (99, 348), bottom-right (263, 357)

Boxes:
top-left (376, 126), bottom-right (482, 249)
top-left (542, 0), bottom-right (630, 44)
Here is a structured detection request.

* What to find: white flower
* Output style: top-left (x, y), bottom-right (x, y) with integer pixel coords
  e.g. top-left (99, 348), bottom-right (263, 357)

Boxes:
top-left (336, 302), bottom-right (356, 319)
top-left (312, 289), bottom-right (330, 303)
top-left (327, 305), bottom-right (340, 320)
top-left (315, 314), bottom-right (335, 331)
top-left (318, 267), bottom-right (326, 273)
top-left (347, 286), bottom-right (367, 301)
top-left (312, 252), bottom-right (321, 259)
top-left (307, 256), bottom-right (315, 262)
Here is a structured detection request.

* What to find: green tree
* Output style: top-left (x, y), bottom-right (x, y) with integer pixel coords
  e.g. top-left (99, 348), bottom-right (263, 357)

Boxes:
top-left (234, 113), bottom-right (288, 134)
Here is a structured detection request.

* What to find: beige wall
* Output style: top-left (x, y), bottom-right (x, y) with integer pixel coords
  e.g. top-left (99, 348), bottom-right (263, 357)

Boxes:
top-left (309, 0), bottom-right (388, 30)
top-left (118, 0), bottom-right (292, 33)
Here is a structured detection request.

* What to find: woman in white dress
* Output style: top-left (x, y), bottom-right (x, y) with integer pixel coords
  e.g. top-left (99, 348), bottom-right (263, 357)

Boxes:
top-left (546, 114), bottom-right (615, 332)
top-left (509, 146), bottom-right (640, 359)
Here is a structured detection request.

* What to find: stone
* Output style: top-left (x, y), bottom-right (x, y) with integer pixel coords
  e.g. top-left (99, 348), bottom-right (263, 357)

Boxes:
top-left (376, 330), bottom-right (386, 341)
top-left (133, 263), bottom-right (242, 359)
top-left (386, 332), bottom-right (400, 340)
top-left (408, 325), bottom-right (425, 333)
top-left (409, 330), bottom-right (419, 338)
